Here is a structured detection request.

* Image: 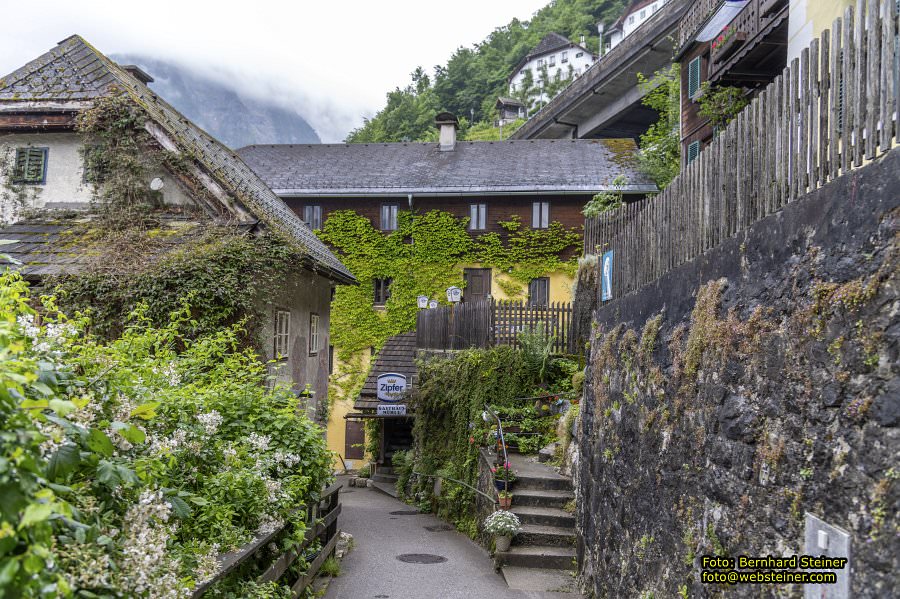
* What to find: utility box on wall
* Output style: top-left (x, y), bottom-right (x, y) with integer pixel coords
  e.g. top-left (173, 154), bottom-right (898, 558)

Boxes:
top-left (804, 513), bottom-right (850, 599)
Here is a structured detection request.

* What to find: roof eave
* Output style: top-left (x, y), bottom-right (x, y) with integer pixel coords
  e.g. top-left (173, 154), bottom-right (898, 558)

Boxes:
top-left (275, 186), bottom-right (657, 197)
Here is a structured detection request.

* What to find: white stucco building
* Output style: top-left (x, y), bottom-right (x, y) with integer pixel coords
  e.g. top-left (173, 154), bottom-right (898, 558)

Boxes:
top-left (507, 33), bottom-right (596, 109)
top-left (604, 0), bottom-right (672, 53)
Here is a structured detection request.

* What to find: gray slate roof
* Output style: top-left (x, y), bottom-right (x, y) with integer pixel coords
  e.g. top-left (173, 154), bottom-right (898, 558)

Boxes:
top-left (238, 139), bottom-right (655, 196)
top-left (0, 35), bottom-right (354, 284)
top-left (0, 218), bottom-right (208, 277)
top-left (355, 332), bottom-right (417, 410)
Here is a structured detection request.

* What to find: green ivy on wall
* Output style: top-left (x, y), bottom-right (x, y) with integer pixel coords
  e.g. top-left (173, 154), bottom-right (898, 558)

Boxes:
top-left (318, 207), bottom-right (580, 358)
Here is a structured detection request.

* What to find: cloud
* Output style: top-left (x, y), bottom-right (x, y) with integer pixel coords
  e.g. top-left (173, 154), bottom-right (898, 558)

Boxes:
top-left (0, 0), bottom-right (548, 141)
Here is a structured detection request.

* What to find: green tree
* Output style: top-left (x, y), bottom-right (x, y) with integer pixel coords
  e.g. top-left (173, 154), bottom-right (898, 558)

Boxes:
top-left (636, 64), bottom-right (681, 189)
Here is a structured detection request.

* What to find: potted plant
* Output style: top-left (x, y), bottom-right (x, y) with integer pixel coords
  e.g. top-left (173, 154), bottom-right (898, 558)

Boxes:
top-left (498, 490), bottom-right (513, 510)
top-left (484, 510), bottom-right (521, 552)
top-left (491, 461), bottom-right (516, 492)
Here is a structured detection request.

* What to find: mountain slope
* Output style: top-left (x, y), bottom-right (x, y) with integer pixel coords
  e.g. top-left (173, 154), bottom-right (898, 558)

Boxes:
top-left (347, 0), bottom-right (626, 143)
top-left (112, 54), bottom-right (320, 148)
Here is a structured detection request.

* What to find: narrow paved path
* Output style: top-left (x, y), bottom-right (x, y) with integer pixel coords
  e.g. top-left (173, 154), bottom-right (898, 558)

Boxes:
top-left (325, 477), bottom-right (580, 599)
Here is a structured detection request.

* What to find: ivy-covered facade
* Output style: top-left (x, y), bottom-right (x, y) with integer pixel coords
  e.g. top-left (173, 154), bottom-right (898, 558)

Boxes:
top-left (240, 116), bottom-right (654, 467)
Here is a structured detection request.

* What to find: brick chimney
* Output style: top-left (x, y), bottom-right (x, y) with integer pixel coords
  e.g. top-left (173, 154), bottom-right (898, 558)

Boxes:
top-left (435, 112), bottom-right (459, 151)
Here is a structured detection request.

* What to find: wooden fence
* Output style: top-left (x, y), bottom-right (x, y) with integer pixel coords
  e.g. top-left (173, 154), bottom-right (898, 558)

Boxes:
top-left (192, 482), bottom-right (342, 598)
top-left (584, 0), bottom-right (898, 300)
top-left (416, 299), bottom-right (575, 354)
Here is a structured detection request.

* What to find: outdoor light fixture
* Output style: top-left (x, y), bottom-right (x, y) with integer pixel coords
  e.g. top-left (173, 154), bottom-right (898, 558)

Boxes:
top-left (428, 300), bottom-right (438, 309)
top-left (446, 286), bottom-right (462, 303)
top-left (417, 295), bottom-right (429, 309)
top-left (149, 177), bottom-right (164, 191)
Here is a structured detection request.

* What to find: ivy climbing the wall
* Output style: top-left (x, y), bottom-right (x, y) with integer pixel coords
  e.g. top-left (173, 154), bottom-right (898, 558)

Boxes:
top-left (317, 209), bottom-right (582, 405)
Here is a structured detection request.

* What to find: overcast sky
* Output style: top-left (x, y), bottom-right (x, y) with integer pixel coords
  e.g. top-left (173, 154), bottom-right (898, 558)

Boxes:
top-left (0, 0), bottom-right (549, 141)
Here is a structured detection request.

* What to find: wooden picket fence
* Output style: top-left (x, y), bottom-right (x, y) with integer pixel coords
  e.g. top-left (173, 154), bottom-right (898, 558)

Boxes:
top-left (192, 483), bottom-right (342, 597)
top-left (416, 299), bottom-right (576, 355)
top-left (584, 0), bottom-right (899, 300)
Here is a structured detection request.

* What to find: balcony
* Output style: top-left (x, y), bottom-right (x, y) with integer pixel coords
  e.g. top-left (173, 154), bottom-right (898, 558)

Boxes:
top-left (678, 0), bottom-right (723, 51)
top-left (709, 0), bottom-right (788, 86)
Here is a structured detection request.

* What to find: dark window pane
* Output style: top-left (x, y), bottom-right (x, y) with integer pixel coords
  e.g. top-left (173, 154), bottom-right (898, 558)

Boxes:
top-left (528, 277), bottom-right (549, 306)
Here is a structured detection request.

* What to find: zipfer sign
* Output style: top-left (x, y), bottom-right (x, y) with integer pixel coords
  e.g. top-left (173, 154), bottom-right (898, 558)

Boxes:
top-left (700, 555), bottom-right (845, 586)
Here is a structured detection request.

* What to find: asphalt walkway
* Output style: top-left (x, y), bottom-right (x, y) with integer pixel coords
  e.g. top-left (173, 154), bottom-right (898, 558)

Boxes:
top-left (324, 477), bottom-right (579, 599)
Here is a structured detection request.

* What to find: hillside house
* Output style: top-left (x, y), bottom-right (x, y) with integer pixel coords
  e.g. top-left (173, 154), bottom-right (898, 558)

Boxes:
top-left (508, 33), bottom-right (596, 109)
top-left (239, 112), bottom-right (654, 468)
top-left (604, 0), bottom-right (674, 52)
top-left (0, 35), bottom-right (355, 415)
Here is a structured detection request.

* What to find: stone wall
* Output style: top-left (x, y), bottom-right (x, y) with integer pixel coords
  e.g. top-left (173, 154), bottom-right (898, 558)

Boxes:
top-left (576, 149), bottom-right (899, 598)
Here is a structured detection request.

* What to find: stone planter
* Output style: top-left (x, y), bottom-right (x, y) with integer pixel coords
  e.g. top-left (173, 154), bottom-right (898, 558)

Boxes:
top-left (498, 495), bottom-right (512, 510)
top-left (495, 535), bottom-right (512, 552)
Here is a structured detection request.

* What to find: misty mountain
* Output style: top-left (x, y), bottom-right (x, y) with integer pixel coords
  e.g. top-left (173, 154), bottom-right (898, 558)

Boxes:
top-left (112, 54), bottom-right (320, 148)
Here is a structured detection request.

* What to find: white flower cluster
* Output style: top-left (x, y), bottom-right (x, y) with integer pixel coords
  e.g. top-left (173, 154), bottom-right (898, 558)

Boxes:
top-left (151, 363), bottom-right (182, 387)
top-left (148, 429), bottom-right (188, 456)
top-left (35, 420), bottom-right (64, 459)
top-left (255, 513), bottom-right (283, 535)
top-left (192, 543), bottom-right (220, 585)
top-left (483, 510), bottom-right (521, 536)
top-left (196, 410), bottom-right (223, 435)
top-left (119, 490), bottom-right (187, 598)
top-left (272, 450), bottom-right (302, 475)
top-left (114, 394), bottom-right (138, 423)
top-left (246, 432), bottom-right (271, 453)
top-left (15, 314), bottom-right (75, 356)
top-left (69, 394), bottom-right (100, 426)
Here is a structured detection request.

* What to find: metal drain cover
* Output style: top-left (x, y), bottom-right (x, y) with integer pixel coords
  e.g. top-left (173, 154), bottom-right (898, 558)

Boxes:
top-left (396, 553), bottom-right (447, 564)
top-left (424, 524), bottom-right (454, 532)
top-left (389, 510), bottom-right (420, 515)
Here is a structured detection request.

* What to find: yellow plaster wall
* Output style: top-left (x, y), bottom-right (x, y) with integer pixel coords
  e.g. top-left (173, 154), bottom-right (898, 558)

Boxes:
top-left (325, 350), bottom-right (371, 471)
top-left (462, 265), bottom-right (576, 303)
top-left (788, 0), bottom-right (856, 63)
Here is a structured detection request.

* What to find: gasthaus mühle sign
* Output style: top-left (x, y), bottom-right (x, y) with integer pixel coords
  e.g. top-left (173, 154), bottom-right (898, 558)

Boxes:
top-left (376, 373), bottom-right (407, 402)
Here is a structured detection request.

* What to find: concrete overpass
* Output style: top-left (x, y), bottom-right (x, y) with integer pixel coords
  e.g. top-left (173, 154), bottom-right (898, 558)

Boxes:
top-left (511, 0), bottom-right (689, 141)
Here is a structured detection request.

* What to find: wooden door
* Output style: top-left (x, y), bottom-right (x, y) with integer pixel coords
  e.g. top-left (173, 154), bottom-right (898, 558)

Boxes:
top-left (463, 268), bottom-right (492, 302)
top-left (344, 421), bottom-right (365, 460)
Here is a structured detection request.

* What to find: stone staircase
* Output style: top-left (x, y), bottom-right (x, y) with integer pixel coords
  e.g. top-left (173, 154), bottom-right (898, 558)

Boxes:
top-left (370, 466), bottom-right (400, 498)
top-left (495, 453), bottom-right (579, 594)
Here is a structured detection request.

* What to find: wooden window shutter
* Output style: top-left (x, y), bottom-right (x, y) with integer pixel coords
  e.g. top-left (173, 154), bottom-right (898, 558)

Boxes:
top-left (688, 56), bottom-right (702, 99)
top-left (14, 148), bottom-right (47, 184)
top-left (687, 141), bottom-right (701, 164)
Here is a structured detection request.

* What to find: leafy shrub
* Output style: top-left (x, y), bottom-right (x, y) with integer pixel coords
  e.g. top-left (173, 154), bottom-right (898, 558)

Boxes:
top-left (0, 273), bottom-right (331, 597)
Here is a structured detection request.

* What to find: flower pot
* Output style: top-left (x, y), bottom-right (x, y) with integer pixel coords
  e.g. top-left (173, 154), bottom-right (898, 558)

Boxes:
top-left (495, 535), bottom-right (512, 552)
top-left (498, 495), bottom-right (512, 510)
top-left (494, 478), bottom-right (513, 492)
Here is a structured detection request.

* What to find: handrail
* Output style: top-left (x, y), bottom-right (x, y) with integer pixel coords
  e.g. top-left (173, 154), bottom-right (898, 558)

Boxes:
top-left (412, 471), bottom-right (498, 505)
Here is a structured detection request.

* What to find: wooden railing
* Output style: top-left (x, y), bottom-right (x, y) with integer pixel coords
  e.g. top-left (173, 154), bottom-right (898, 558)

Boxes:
top-left (416, 299), bottom-right (576, 355)
top-left (192, 482), bottom-right (342, 598)
top-left (585, 0), bottom-right (898, 301)
top-left (678, 0), bottom-right (723, 49)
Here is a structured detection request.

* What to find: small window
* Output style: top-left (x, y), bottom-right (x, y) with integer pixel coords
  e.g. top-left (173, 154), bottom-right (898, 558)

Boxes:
top-left (549, 54), bottom-right (556, 66)
top-left (309, 313), bottom-right (320, 355)
top-left (532, 201), bottom-right (550, 229)
top-left (12, 147), bottom-right (48, 185)
top-left (576, 51), bottom-right (584, 58)
top-left (374, 277), bottom-right (393, 305)
top-left (528, 278), bottom-right (550, 306)
top-left (687, 141), bottom-right (701, 164)
top-left (628, 15), bottom-right (635, 24)
top-left (380, 203), bottom-right (398, 231)
top-left (469, 203), bottom-right (487, 230)
top-left (303, 205), bottom-right (322, 230)
top-left (640, 9), bottom-right (646, 18)
top-left (537, 58), bottom-right (544, 67)
top-left (688, 56), bottom-right (702, 99)
top-left (561, 51), bottom-right (568, 63)
top-left (274, 310), bottom-right (291, 358)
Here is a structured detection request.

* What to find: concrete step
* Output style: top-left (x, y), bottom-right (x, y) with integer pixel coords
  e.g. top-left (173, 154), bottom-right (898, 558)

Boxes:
top-left (371, 473), bottom-right (399, 484)
top-left (501, 566), bottom-right (579, 595)
top-left (495, 545), bottom-right (576, 570)
top-left (376, 466), bottom-right (394, 475)
top-left (512, 489), bottom-right (574, 510)
top-left (370, 480), bottom-right (398, 498)
top-left (515, 523), bottom-right (576, 547)
top-left (511, 506), bottom-right (575, 528)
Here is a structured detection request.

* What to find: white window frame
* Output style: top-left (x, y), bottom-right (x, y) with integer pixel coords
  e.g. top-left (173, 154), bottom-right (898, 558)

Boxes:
top-left (381, 203), bottom-right (398, 231)
top-left (532, 201), bottom-right (550, 229)
top-left (303, 205), bottom-right (322, 229)
top-left (549, 54), bottom-right (556, 66)
top-left (469, 203), bottom-right (487, 230)
top-left (309, 313), bottom-right (320, 355)
top-left (274, 310), bottom-right (291, 359)
top-left (561, 51), bottom-right (568, 63)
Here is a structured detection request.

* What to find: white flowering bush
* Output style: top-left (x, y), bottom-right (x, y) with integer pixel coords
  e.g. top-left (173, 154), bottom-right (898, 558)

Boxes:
top-left (483, 510), bottom-right (521, 537)
top-left (0, 273), bottom-right (331, 597)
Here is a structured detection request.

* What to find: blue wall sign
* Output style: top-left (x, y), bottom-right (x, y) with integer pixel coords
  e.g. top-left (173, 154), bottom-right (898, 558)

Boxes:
top-left (601, 250), bottom-right (614, 301)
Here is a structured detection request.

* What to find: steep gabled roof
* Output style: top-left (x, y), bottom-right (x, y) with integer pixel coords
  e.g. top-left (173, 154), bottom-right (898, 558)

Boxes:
top-left (238, 139), bottom-right (655, 196)
top-left (0, 35), bottom-right (354, 284)
top-left (354, 332), bottom-right (417, 410)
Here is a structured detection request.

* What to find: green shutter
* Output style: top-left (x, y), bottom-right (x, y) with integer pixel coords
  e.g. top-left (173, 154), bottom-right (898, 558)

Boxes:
top-left (688, 56), bottom-right (702, 99)
top-left (13, 147), bottom-right (47, 184)
top-left (687, 141), bottom-right (701, 164)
